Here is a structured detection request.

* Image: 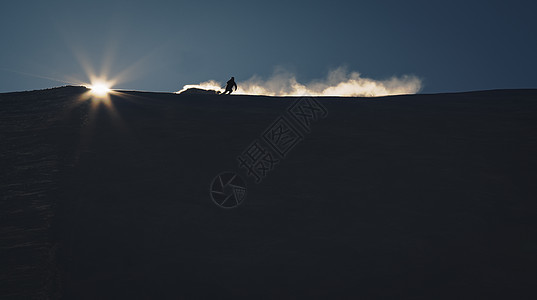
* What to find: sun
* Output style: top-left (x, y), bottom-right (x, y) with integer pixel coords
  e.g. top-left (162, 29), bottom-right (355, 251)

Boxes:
top-left (80, 76), bottom-right (118, 107)
top-left (89, 81), bottom-right (112, 97)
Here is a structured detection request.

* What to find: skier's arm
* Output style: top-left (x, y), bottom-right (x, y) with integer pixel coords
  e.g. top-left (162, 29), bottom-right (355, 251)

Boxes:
top-left (233, 82), bottom-right (237, 90)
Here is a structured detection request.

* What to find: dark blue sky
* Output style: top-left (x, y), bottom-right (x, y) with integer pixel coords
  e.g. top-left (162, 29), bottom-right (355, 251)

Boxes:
top-left (1, 0), bottom-right (536, 93)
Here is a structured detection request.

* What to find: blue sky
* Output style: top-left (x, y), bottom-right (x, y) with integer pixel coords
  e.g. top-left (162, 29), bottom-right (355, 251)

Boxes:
top-left (1, 0), bottom-right (536, 93)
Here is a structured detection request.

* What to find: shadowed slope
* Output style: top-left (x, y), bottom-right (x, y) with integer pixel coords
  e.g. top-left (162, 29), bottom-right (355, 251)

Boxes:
top-left (1, 87), bottom-right (537, 299)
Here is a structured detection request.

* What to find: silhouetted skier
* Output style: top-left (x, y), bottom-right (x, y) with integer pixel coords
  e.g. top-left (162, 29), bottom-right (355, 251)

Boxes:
top-left (222, 77), bottom-right (237, 95)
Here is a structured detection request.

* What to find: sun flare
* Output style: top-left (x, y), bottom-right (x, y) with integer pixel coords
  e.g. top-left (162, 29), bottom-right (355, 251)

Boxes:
top-left (89, 81), bottom-right (112, 97)
top-left (79, 74), bottom-right (120, 108)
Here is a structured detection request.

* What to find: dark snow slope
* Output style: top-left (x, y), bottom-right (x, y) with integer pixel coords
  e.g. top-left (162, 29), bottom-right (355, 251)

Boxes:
top-left (1, 87), bottom-right (537, 299)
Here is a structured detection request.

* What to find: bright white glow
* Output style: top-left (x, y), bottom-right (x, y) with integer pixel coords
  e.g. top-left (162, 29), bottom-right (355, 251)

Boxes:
top-left (177, 67), bottom-right (422, 97)
top-left (179, 80), bottom-right (223, 94)
top-left (89, 82), bottom-right (111, 97)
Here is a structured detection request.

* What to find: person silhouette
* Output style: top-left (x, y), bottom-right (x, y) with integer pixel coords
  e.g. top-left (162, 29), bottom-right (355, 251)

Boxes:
top-left (222, 77), bottom-right (237, 95)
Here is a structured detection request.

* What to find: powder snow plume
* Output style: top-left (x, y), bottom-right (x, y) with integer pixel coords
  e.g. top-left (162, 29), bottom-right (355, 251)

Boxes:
top-left (177, 67), bottom-right (422, 97)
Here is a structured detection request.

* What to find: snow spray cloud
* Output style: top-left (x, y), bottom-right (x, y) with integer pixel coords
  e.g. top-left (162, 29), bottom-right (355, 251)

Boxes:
top-left (177, 67), bottom-right (422, 97)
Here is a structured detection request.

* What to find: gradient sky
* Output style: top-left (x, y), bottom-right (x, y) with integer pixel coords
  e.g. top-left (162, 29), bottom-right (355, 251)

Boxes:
top-left (1, 0), bottom-right (536, 93)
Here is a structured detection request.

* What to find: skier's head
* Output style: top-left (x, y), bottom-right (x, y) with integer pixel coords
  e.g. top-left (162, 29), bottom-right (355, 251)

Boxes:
top-left (231, 77), bottom-right (234, 80)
